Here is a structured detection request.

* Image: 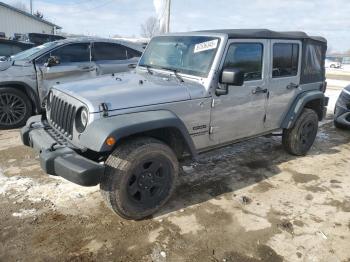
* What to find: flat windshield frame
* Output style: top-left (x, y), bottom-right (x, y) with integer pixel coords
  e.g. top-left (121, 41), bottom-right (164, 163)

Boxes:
top-left (139, 35), bottom-right (221, 78)
top-left (11, 41), bottom-right (61, 61)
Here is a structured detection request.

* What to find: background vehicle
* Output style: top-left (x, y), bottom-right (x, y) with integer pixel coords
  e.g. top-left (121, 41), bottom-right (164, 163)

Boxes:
top-left (334, 85), bottom-right (350, 129)
top-left (22, 29), bottom-right (328, 220)
top-left (0, 37), bottom-right (143, 128)
top-left (16, 33), bottom-right (66, 46)
top-left (0, 39), bottom-right (34, 61)
top-left (325, 58), bottom-right (341, 68)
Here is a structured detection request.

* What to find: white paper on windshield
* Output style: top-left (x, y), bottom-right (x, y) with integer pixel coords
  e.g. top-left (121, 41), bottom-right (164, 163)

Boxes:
top-left (194, 39), bottom-right (218, 53)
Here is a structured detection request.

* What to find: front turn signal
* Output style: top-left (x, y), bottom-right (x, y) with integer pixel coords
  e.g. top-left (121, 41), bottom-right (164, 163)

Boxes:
top-left (106, 137), bottom-right (116, 146)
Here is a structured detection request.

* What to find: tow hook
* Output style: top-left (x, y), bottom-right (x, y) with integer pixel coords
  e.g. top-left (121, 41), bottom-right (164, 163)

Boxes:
top-left (50, 142), bottom-right (58, 152)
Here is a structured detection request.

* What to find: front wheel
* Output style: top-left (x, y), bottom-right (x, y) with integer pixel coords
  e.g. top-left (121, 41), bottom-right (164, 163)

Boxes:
top-left (282, 108), bottom-right (319, 156)
top-left (100, 137), bottom-right (179, 220)
top-left (0, 87), bottom-right (32, 129)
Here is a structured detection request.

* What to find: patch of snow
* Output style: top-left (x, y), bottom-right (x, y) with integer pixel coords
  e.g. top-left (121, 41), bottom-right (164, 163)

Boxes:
top-left (12, 208), bottom-right (37, 218)
top-left (0, 169), bottom-right (99, 215)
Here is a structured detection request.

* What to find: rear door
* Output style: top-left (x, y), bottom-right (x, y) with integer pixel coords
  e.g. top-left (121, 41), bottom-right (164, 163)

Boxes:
top-left (35, 42), bottom-right (97, 100)
top-left (92, 42), bottom-right (140, 75)
top-left (265, 40), bottom-right (302, 129)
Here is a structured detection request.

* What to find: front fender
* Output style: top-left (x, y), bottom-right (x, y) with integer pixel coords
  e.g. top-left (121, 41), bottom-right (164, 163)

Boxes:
top-left (281, 91), bottom-right (328, 129)
top-left (79, 110), bottom-right (198, 157)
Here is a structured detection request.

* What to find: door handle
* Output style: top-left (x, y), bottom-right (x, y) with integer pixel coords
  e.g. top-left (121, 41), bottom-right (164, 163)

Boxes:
top-left (286, 83), bottom-right (299, 89)
top-left (128, 64), bottom-right (137, 69)
top-left (79, 66), bottom-right (95, 71)
top-left (252, 86), bottom-right (268, 94)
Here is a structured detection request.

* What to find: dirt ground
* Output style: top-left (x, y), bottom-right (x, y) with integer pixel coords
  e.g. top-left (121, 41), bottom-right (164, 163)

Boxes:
top-left (0, 82), bottom-right (350, 262)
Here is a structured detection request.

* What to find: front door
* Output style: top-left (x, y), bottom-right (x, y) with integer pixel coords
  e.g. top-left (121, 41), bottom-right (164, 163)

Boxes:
top-left (35, 42), bottom-right (97, 101)
top-left (210, 39), bottom-right (269, 145)
top-left (265, 40), bottom-right (302, 129)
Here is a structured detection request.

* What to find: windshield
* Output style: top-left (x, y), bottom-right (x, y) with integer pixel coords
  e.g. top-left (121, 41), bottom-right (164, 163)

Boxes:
top-left (11, 41), bottom-right (60, 61)
top-left (139, 36), bottom-right (220, 77)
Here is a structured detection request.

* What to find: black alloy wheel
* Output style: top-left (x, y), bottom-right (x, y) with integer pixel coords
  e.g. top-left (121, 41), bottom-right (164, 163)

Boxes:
top-left (0, 88), bottom-right (32, 129)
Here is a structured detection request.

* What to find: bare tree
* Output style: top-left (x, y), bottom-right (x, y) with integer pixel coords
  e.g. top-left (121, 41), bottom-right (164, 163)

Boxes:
top-left (13, 1), bottom-right (28, 12)
top-left (140, 16), bottom-right (159, 38)
top-left (34, 10), bottom-right (44, 19)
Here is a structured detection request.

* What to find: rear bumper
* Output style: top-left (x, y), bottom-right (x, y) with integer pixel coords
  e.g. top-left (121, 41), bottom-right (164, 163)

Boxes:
top-left (21, 116), bottom-right (104, 186)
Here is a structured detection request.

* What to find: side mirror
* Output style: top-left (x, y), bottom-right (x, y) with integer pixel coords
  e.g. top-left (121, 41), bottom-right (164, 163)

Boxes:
top-left (216, 68), bottom-right (244, 96)
top-left (46, 56), bottom-right (60, 67)
top-left (220, 68), bottom-right (244, 86)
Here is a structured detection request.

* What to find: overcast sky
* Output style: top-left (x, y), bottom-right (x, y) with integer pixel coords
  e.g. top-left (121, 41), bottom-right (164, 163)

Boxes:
top-left (3, 0), bottom-right (350, 52)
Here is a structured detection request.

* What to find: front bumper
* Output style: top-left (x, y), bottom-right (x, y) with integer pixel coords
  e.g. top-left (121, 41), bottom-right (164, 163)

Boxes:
top-left (21, 115), bottom-right (104, 186)
top-left (334, 90), bottom-right (350, 128)
top-left (334, 106), bottom-right (350, 127)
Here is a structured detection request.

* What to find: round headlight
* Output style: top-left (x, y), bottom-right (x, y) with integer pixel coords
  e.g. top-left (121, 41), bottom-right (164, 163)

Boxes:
top-left (76, 107), bottom-right (89, 133)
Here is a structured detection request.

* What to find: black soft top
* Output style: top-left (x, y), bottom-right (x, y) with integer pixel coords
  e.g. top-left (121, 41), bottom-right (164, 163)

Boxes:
top-left (198, 29), bottom-right (327, 44)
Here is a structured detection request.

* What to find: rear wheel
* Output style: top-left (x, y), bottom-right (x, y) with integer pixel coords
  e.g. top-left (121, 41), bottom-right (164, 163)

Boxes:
top-left (100, 137), bottom-right (178, 220)
top-left (0, 88), bottom-right (32, 129)
top-left (282, 108), bottom-right (319, 156)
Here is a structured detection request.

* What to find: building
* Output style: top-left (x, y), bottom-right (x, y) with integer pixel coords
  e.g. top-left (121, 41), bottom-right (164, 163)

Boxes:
top-left (342, 57), bottom-right (350, 71)
top-left (0, 1), bottom-right (61, 38)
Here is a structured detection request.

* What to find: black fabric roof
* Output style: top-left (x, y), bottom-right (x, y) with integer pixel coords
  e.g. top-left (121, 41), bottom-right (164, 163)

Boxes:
top-left (198, 29), bottom-right (327, 44)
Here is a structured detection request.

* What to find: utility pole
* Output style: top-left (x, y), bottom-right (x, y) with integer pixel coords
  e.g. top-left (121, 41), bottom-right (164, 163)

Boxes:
top-left (165, 0), bottom-right (171, 33)
top-left (30, 0), bottom-right (33, 14)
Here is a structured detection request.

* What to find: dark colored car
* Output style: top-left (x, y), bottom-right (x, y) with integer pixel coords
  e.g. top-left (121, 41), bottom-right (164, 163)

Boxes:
top-left (0, 39), bottom-right (34, 61)
top-left (334, 85), bottom-right (350, 129)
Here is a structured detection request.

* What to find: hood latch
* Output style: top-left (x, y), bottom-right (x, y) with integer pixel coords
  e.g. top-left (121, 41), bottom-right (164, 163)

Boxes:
top-left (99, 103), bottom-right (109, 117)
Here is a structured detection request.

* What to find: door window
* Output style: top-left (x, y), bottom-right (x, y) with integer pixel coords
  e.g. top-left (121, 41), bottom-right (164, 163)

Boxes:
top-left (92, 42), bottom-right (127, 61)
top-left (223, 43), bottom-right (263, 81)
top-left (272, 43), bottom-right (299, 78)
top-left (50, 43), bottom-right (90, 63)
top-left (0, 43), bottom-right (12, 56)
top-left (126, 47), bottom-right (141, 59)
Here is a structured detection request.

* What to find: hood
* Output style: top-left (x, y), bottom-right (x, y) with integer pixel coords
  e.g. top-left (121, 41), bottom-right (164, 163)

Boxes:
top-left (54, 71), bottom-right (206, 113)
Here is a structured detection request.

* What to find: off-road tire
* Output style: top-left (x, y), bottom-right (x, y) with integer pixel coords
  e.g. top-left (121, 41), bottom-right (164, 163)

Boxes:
top-left (0, 87), bottom-right (32, 129)
top-left (100, 137), bottom-right (179, 220)
top-left (282, 108), bottom-right (319, 156)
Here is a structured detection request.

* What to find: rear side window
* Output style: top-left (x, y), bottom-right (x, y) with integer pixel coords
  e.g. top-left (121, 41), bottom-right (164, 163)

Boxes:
top-left (126, 47), bottom-right (141, 59)
top-left (50, 43), bottom-right (90, 63)
top-left (303, 44), bottom-right (323, 78)
top-left (93, 42), bottom-right (127, 61)
top-left (273, 43), bottom-right (299, 78)
top-left (223, 43), bottom-right (263, 81)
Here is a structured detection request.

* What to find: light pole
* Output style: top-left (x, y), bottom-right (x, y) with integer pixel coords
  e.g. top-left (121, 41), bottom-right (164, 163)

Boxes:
top-left (30, 0), bottom-right (33, 14)
top-left (165, 0), bottom-right (171, 33)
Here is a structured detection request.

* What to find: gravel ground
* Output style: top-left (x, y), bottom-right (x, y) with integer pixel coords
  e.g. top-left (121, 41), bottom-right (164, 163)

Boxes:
top-left (0, 85), bottom-right (350, 262)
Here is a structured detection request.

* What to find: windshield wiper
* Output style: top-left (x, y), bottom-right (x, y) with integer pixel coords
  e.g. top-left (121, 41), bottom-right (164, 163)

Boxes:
top-left (161, 67), bottom-right (184, 82)
top-left (140, 64), bottom-right (153, 75)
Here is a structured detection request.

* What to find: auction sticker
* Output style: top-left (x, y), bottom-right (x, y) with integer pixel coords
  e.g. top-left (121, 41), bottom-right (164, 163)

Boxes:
top-left (194, 39), bottom-right (218, 53)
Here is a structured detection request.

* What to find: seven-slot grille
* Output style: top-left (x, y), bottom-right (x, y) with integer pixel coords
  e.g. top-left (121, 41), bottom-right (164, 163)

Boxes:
top-left (48, 94), bottom-right (76, 139)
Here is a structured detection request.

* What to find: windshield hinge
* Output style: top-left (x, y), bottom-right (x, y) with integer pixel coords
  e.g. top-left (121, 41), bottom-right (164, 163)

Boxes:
top-left (209, 126), bottom-right (219, 134)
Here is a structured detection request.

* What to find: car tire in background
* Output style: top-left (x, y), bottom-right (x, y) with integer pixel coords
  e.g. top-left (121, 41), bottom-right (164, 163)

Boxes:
top-left (100, 137), bottom-right (179, 220)
top-left (282, 108), bottom-right (319, 156)
top-left (0, 87), bottom-right (32, 129)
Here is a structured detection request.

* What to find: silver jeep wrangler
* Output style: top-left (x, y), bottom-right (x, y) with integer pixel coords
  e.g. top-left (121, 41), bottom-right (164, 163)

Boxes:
top-left (21, 29), bottom-right (328, 219)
